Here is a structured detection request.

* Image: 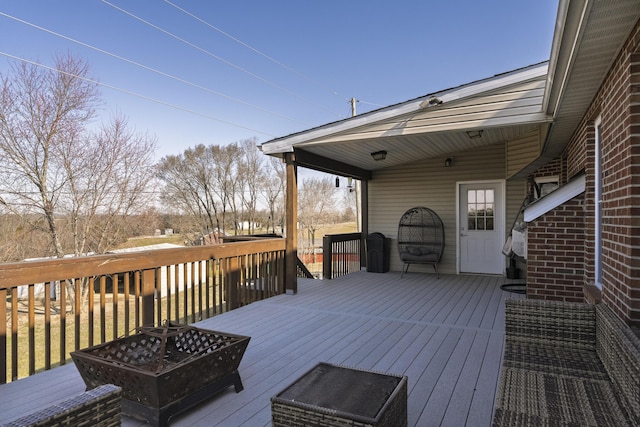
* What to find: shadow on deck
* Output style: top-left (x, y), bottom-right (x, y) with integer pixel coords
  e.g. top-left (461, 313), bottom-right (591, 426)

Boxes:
top-left (0, 271), bottom-right (523, 427)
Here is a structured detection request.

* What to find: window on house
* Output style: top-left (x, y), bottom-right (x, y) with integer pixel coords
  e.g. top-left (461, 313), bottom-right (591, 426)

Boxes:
top-left (534, 176), bottom-right (560, 199)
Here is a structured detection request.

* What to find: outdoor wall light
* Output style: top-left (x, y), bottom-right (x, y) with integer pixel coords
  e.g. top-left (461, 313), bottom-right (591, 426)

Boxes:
top-left (371, 150), bottom-right (387, 161)
top-left (466, 130), bottom-right (483, 139)
top-left (444, 157), bottom-right (454, 167)
top-left (419, 96), bottom-right (443, 109)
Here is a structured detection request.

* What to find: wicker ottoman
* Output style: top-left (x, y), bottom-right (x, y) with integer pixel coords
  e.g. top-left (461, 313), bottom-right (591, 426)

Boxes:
top-left (271, 362), bottom-right (407, 427)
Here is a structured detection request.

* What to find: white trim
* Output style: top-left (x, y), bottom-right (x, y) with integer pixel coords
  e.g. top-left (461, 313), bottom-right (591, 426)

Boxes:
top-left (524, 174), bottom-right (586, 222)
top-left (594, 116), bottom-right (603, 289)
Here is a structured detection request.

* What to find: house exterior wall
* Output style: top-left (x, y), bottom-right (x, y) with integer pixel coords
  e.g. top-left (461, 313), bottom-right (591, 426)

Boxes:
top-left (369, 142), bottom-right (525, 275)
top-left (529, 17), bottom-right (640, 326)
top-left (527, 197), bottom-right (585, 302)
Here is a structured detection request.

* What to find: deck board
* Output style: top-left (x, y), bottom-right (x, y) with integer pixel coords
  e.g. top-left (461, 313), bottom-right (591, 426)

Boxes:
top-left (0, 271), bottom-right (522, 426)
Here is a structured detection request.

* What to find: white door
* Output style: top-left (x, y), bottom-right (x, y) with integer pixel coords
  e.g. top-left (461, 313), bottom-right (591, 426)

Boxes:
top-left (459, 182), bottom-right (505, 274)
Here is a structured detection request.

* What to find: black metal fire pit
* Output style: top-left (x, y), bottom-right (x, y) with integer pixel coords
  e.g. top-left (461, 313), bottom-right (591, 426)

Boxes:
top-left (71, 321), bottom-right (250, 426)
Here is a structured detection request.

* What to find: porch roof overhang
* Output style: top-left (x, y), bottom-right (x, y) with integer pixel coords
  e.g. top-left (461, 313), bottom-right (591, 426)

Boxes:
top-left (261, 0), bottom-right (640, 180)
top-left (521, 0), bottom-right (640, 178)
top-left (261, 62), bottom-right (552, 179)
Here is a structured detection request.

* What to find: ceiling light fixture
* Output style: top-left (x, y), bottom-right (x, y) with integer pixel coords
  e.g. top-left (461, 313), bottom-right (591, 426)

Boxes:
top-left (466, 130), bottom-right (483, 139)
top-left (371, 150), bottom-right (387, 161)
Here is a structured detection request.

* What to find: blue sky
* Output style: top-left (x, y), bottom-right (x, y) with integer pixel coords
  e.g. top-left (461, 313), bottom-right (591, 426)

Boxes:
top-left (1, 1), bottom-right (559, 160)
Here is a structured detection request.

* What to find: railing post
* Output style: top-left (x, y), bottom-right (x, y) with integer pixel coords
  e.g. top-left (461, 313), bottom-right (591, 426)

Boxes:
top-left (228, 257), bottom-right (240, 310)
top-left (0, 289), bottom-right (6, 384)
top-left (142, 269), bottom-right (155, 326)
top-left (323, 235), bottom-right (333, 280)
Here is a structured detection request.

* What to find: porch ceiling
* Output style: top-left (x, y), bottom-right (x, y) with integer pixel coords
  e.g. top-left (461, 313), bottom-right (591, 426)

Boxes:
top-left (262, 63), bottom-right (551, 178)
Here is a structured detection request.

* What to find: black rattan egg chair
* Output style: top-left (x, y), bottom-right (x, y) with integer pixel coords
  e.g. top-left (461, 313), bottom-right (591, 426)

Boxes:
top-left (397, 207), bottom-right (445, 278)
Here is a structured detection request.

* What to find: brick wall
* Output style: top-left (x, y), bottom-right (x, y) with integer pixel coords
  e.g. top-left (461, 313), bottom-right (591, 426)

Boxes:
top-left (534, 157), bottom-right (567, 184)
top-left (527, 197), bottom-right (585, 302)
top-left (529, 17), bottom-right (640, 326)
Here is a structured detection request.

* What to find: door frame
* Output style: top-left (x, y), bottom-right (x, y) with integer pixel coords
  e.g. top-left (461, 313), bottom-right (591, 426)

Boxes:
top-left (455, 180), bottom-right (506, 274)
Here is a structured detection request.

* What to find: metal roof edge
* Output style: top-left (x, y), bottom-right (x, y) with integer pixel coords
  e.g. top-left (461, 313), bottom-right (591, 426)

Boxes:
top-left (524, 174), bottom-right (586, 222)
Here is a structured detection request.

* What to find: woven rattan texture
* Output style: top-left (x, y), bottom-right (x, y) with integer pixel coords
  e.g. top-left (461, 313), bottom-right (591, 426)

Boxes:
top-left (493, 299), bottom-right (640, 427)
top-left (595, 303), bottom-right (640, 425)
top-left (3, 384), bottom-right (121, 427)
top-left (272, 365), bottom-right (407, 427)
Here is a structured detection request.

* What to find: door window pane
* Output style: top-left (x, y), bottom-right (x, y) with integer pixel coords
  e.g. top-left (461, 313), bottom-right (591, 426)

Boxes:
top-left (467, 189), bottom-right (495, 231)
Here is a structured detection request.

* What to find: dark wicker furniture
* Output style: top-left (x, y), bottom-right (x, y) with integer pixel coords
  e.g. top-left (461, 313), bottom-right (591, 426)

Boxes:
top-left (397, 207), bottom-right (444, 278)
top-left (3, 384), bottom-right (121, 427)
top-left (493, 299), bottom-right (640, 426)
top-left (271, 362), bottom-right (407, 427)
top-left (71, 322), bottom-right (250, 427)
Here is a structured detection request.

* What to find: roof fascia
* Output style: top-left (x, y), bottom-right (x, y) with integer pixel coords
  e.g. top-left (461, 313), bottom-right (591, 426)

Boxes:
top-left (543, 0), bottom-right (590, 116)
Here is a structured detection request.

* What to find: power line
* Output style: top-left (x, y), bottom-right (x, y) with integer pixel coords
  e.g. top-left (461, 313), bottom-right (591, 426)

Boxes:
top-left (163, 0), bottom-right (349, 103)
top-left (100, 0), bottom-right (342, 118)
top-left (0, 11), bottom-right (309, 127)
top-left (0, 51), bottom-right (277, 137)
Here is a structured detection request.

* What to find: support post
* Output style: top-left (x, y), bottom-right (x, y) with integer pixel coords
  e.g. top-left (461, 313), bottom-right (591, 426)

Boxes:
top-left (285, 153), bottom-right (298, 294)
top-left (360, 179), bottom-right (369, 269)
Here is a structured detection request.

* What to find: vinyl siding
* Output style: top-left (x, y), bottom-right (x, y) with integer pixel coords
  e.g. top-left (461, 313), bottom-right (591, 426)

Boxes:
top-left (368, 142), bottom-right (526, 275)
top-left (506, 128), bottom-right (543, 178)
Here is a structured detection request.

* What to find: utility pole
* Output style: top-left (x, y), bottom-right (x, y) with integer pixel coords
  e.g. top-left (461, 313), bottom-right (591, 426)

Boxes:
top-left (350, 98), bottom-right (358, 117)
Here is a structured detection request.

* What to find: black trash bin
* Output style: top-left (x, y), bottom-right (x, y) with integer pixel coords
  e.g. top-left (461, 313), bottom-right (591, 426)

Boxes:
top-left (366, 232), bottom-right (390, 273)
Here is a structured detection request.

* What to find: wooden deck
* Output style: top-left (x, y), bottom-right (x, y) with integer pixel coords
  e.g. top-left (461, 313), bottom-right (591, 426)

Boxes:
top-left (0, 271), bottom-right (523, 426)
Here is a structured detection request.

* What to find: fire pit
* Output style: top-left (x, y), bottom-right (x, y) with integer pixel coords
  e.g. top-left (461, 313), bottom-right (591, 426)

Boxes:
top-left (71, 321), bottom-right (250, 427)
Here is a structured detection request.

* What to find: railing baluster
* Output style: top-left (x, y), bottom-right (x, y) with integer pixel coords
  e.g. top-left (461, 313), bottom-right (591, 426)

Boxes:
top-left (59, 281), bottom-right (66, 366)
top-left (155, 267), bottom-right (162, 325)
top-left (0, 288), bottom-right (6, 383)
top-left (113, 274), bottom-right (119, 341)
top-left (44, 282), bottom-right (51, 371)
top-left (28, 284), bottom-right (35, 376)
top-left (88, 277), bottom-right (95, 346)
top-left (11, 287), bottom-right (18, 381)
top-left (99, 276), bottom-right (106, 343)
top-left (123, 274), bottom-right (130, 337)
top-left (173, 265), bottom-right (180, 321)
top-left (134, 270), bottom-right (141, 328)
top-left (74, 279), bottom-right (81, 351)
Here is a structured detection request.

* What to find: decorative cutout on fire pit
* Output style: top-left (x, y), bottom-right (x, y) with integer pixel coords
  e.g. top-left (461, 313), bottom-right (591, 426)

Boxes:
top-left (71, 321), bottom-right (250, 427)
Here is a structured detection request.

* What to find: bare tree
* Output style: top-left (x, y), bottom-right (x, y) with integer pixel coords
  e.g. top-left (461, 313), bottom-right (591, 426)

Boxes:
top-left (261, 156), bottom-right (286, 234)
top-left (237, 138), bottom-right (264, 234)
top-left (0, 54), bottom-right (157, 307)
top-left (157, 144), bottom-right (221, 243)
top-left (298, 176), bottom-right (337, 260)
top-left (0, 53), bottom-right (100, 258)
top-left (211, 143), bottom-right (241, 235)
top-left (58, 114), bottom-right (157, 255)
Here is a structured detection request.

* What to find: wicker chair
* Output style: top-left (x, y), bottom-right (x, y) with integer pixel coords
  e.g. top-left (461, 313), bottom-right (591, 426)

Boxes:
top-left (397, 207), bottom-right (444, 278)
top-left (4, 384), bottom-right (121, 427)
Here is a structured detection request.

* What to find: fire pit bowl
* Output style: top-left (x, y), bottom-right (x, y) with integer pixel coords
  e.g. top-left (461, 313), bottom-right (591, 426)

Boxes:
top-left (71, 321), bottom-right (250, 426)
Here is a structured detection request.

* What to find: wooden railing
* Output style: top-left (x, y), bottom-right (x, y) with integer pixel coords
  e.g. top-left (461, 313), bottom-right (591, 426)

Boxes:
top-left (322, 232), bottom-right (362, 279)
top-left (0, 239), bottom-right (285, 383)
